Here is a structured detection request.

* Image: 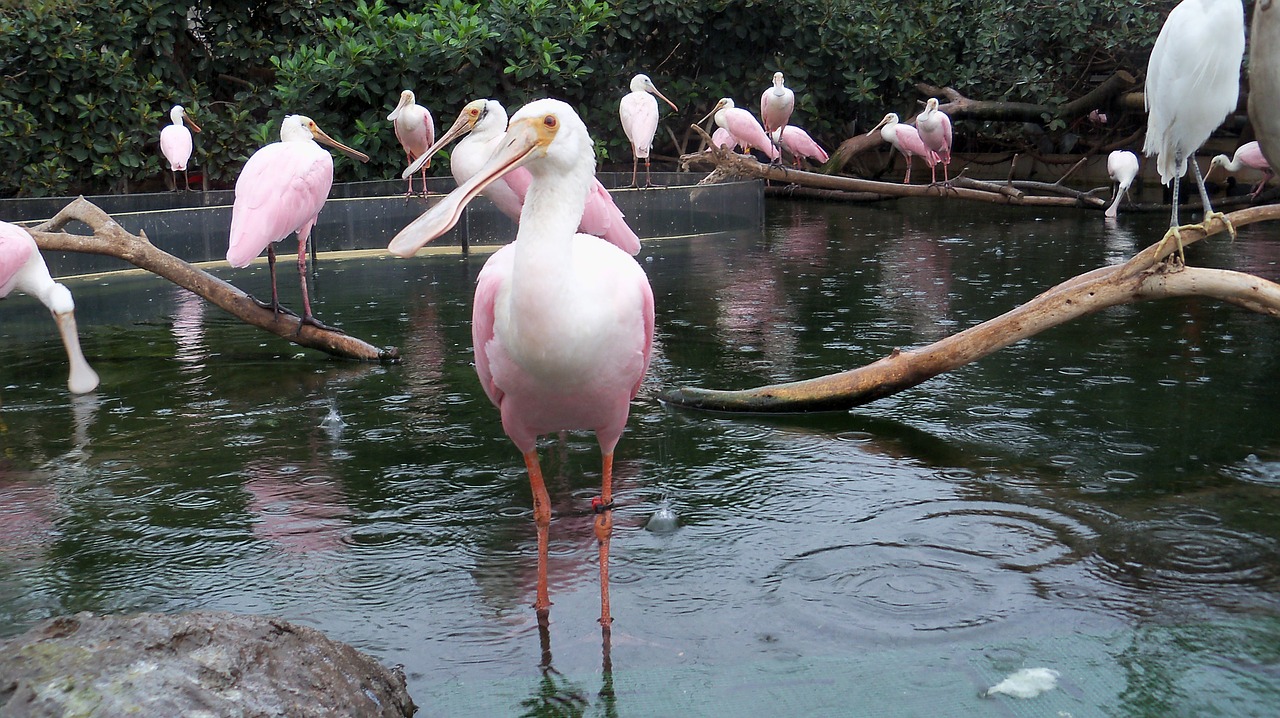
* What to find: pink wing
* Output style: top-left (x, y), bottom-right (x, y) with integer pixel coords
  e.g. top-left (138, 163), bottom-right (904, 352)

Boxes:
top-left (0, 221), bottom-right (36, 297)
top-left (1238, 141), bottom-right (1270, 170)
top-left (894, 125), bottom-right (938, 165)
top-left (925, 112), bottom-right (953, 164)
top-left (620, 92), bottom-right (660, 158)
top-left (634, 268), bottom-right (655, 400)
top-left (760, 91), bottom-right (794, 134)
top-left (580, 180), bottom-right (640, 256)
top-left (780, 126), bottom-right (828, 162)
top-left (394, 106), bottom-right (434, 159)
top-left (160, 125), bottom-right (193, 170)
top-left (227, 142), bottom-right (334, 267)
top-left (712, 127), bottom-right (738, 150)
top-left (724, 108), bottom-right (779, 160)
top-left (472, 244), bottom-right (515, 410)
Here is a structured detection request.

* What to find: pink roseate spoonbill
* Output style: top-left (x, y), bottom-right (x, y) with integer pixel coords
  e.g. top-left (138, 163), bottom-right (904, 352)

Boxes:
top-left (711, 127), bottom-right (739, 151)
top-left (916, 98), bottom-right (953, 183)
top-left (160, 105), bottom-right (201, 191)
top-left (390, 99), bottom-right (654, 628)
top-left (388, 90), bottom-right (434, 196)
top-left (867, 112), bottom-right (937, 184)
top-left (1209, 141), bottom-right (1274, 197)
top-left (760, 71), bottom-right (795, 134)
top-left (619, 73), bottom-right (679, 187)
top-left (700, 98), bottom-right (779, 161)
top-left (1105, 150), bottom-right (1141, 219)
top-left (1143, 0), bottom-right (1245, 262)
top-left (1, 221), bottom-right (99, 394)
top-left (404, 99), bottom-right (640, 255)
top-left (770, 125), bottom-right (828, 167)
top-left (227, 115), bottom-right (369, 329)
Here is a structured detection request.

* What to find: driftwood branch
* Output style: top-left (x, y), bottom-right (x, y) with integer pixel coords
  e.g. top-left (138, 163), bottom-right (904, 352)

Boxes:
top-left (680, 141), bottom-right (1105, 209)
top-left (660, 205), bottom-right (1280, 413)
top-left (29, 197), bottom-right (398, 363)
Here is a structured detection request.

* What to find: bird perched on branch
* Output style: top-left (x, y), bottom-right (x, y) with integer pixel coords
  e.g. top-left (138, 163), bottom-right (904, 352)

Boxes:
top-left (760, 71), bottom-right (795, 135)
top-left (867, 112), bottom-right (937, 184)
top-left (702, 98), bottom-right (779, 161)
top-left (916, 98), bottom-right (953, 183)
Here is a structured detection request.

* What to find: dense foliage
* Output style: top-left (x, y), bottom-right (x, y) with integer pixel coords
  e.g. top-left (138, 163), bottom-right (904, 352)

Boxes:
top-left (0, 0), bottom-right (1171, 197)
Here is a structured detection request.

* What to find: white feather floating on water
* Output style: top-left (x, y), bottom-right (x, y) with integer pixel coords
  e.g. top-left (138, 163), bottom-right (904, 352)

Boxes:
top-left (983, 667), bottom-right (1060, 699)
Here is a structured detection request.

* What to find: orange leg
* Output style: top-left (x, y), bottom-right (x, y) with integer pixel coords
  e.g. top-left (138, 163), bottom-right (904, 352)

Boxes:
top-left (594, 452), bottom-right (615, 628)
top-left (524, 450), bottom-right (552, 615)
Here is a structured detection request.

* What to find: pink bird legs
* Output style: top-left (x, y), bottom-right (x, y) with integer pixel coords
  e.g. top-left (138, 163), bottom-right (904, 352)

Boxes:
top-left (868, 112), bottom-right (937, 184)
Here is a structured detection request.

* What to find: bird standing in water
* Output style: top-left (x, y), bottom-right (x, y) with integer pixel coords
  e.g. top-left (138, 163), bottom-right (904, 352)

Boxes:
top-left (390, 99), bottom-right (654, 628)
top-left (619, 73), bottom-right (679, 187)
top-left (1105, 150), bottom-right (1141, 219)
top-left (227, 115), bottom-right (369, 329)
top-left (1143, 0), bottom-right (1245, 261)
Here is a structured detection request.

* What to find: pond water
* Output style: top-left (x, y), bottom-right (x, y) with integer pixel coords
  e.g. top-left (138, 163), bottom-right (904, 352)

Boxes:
top-left (3, 195), bottom-right (1280, 716)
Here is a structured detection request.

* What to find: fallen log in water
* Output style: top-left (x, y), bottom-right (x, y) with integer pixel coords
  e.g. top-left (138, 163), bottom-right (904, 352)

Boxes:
top-left (28, 197), bottom-right (398, 363)
top-left (660, 205), bottom-right (1280, 413)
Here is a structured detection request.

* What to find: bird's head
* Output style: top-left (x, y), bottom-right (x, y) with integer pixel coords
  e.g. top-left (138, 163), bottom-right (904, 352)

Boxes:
top-left (866, 112), bottom-right (899, 136)
top-left (923, 97), bottom-right (940, 115)
top-left (388, 90), bottom-right (417, 122)
top-left (389, 99), bottom-right (590, 257)
top-left (699, 98), bottom-right (733, 126)
top-left (639, 75), bottom-right (678, 111)
top-left (283, 115), bottom-right (370, 163)
top-left (171, 105), bottom-right (201, 132)
top-left (773, 71), bottom-right (785, 87)
top-left (403, 99), bottom-right (493, 179)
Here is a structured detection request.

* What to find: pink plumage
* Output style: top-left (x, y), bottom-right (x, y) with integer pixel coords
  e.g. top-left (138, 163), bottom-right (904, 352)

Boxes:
top-left (916, 98), bottom-right (953, 183)
top-left (711, 127), bottom-right (739, 150)
top-left (760, 71), bottom-right (795, 134)
top-left (869, 112), bottom-right (937, 184)
top-left (389, 90), bottom-right (435, 195)
top-left (0, 221), bottom-right (35, 297)
top-left (772, 125), bottom-right (828, 166)
top-left (703, 98), bottom-right (779, 160)
top-left (1210, 141), bottom-right (1274, 197)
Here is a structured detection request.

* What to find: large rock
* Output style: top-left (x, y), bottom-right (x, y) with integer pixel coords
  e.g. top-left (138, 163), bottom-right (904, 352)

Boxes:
top-left (0, 611), bottom-right (416, 717)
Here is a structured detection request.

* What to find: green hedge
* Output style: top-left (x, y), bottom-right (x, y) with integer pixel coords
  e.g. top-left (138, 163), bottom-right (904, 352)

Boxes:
top-left (0, 0), bottom-right (1170, 197)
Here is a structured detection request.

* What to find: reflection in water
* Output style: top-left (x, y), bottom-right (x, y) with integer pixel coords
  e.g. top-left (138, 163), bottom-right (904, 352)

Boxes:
top-left (520, 614), bottom-right (616, 718)
top-left (879, 224), bottom-right (954, 342)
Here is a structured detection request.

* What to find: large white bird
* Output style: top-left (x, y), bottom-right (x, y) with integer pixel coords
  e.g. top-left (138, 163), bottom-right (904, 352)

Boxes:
top-left (403, 99), bottom-right (640, 255)
top-left (390, 99), bottom-right (655, 628)
top-left (619, 73), bottom-right (679, 187)
top-left (1, 221), bottom-right (99, 394)
top-left (160, 105), bottom-right (201, 191)
top-left (916, 98), bottom-right (953, 183)
top-left (1106, 150), bottom-right (1141, 218)
top-left (1143, 0), bottom-right (1245, 260)
top-left (760, 71), bottom-right (795, 135)
top-left (388, 90), bottom-right (435, 196)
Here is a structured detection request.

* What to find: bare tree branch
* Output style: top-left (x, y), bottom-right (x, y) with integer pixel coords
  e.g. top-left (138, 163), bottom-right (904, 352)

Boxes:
top-left (660, 206), bottom-right (1280, 413)
top-left (29, 198), bottom-right (398, 363)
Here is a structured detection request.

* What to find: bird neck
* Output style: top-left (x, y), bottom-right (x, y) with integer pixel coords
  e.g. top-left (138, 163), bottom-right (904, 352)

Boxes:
top-left (518, 171), bottom-right (589, 249)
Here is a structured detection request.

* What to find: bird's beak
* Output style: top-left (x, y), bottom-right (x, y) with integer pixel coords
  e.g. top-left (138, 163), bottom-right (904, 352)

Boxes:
top-left (388, 92), bottom-right (412, 122)
top-left (402, 104), bottom-right (483, 179)
top-left (866, 114), bottom-right (893, 136)
top-left (650, 86), bottom-right (679, 112)
top-left (390, 115), bottom-right (553, 257)
top-left (309, 123), bottom-right (370, 163)
top-left (184, 114), bottom-right (202, 133)
top-left (698, 101), bottom-right (726, 125)
top-left (53, 310), bottom-right (99, 394)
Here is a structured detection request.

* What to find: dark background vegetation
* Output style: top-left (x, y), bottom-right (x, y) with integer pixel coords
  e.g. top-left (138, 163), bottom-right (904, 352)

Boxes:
top-left (0, 0), bottom-right (1174, 197)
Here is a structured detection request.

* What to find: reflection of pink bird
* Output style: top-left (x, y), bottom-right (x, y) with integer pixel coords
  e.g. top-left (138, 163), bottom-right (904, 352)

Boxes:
top-left (701, 98), bottom-right (779, 160)
top-left (760, 71), bottom-right (795, 134)
top-left (403, 100), bottom-right (640, 255)
top-left (868, 112), bottom-right (937, 184)
top-left (227, 115), bottom-right (370, 328)
top-left (1106, 150), bottom-right (1140, 218)
top-left (620, 73), bottom-right (679, 187)
top-left (1209, 141), bottom-right (1273, 197)
top-left (771, 125), bottom-right (828, 167)
top-left (160, 105), bottom-right (201, 191)
top-left (916, 98), bottom-right (953, 183)
top-left (1, 221), bottom-right (98, 393)
top-left (388, 90), bottom-right (434, 196)
top-left (390, 99), bottom-right (654, 628)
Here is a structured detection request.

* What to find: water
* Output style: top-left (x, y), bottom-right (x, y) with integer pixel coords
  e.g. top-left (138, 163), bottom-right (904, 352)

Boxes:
top-left (3, 197), bottom-right (1280, 715)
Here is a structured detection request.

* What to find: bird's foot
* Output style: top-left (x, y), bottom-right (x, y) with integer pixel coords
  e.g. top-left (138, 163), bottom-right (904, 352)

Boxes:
top-left (248, 295), bottom-right (300, 318)
top-left (299, 314), bottom-right (345, 335)
top-left (1152, 226), bottom-right (1187, 269)
top-left (1199, 211), bottom-right (1237, 242)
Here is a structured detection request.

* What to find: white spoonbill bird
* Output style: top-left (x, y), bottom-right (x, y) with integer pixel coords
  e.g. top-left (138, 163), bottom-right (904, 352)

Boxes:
top-left (1143, 0), bottom-right (1245, 260)
top-left (388, 90), bottom-right (435, 196)
top-left (160, 104), bottom-right (201, 191)
top-left (867, 112), bottom-right (937, 184)
top-left (390, 99), bottom-right (654, 628)
top-left (1105, 150), bottom-right (1141, 219)
top-left (770, 125), bottom-right (828, 167)
top-left (916, 98), bottom-right (953, 183)
top-left (760, 71), bottom-right (795, 134)
top-left (619, 73), bottom-right (679, 187)
top-left (1209, 141), bottom-right (1273, 197)
top-left (227, 115), bottom-right (369, 329)
top-left (701, 98), bottom-right (779, 161)
top-left (403, 99), bottom-right (640, 255)
top-left (1, 221), bottom-right (98, 393)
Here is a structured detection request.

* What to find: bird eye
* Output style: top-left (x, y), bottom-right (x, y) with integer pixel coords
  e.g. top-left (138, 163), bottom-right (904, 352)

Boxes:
top-left (543, 115), bottom-right (557, 129)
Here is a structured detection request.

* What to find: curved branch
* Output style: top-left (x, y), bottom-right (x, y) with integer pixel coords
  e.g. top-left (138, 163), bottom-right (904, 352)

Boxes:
top-left (660, 207), bottom-right (1280, 413)
top-left (29, 198), bottom-right (398, 363)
